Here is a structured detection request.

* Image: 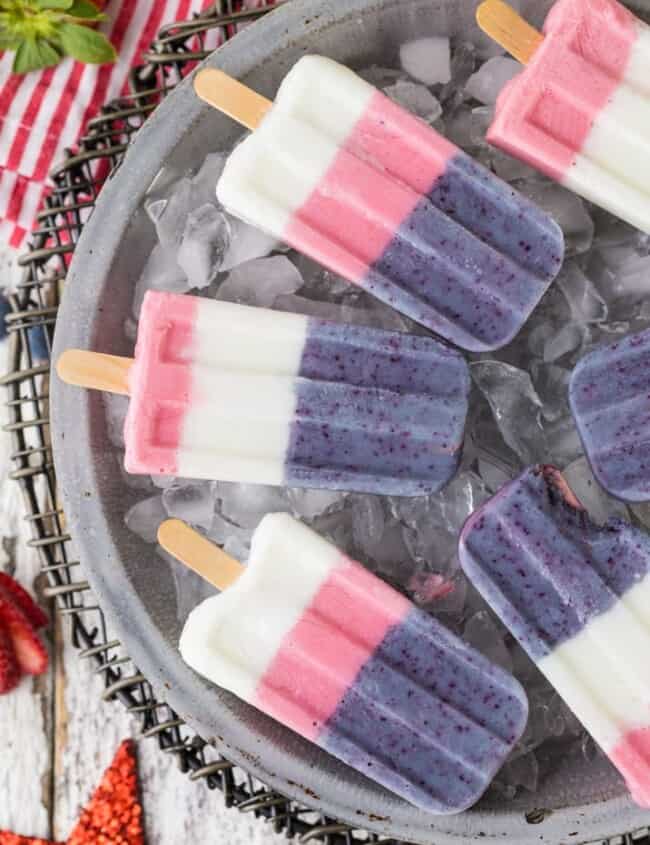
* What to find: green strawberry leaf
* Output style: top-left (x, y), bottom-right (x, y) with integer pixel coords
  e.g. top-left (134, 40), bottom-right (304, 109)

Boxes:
top-left (58, 20), bottom-right (115, 63)
top-left (35, 0), bottom-right (75, 9)
top-left (12, 36), bottom-right (61, 73)
top-left (64, 0), bottom-right (104, 19)
top-left (0, 27), bottom-right (22, 50)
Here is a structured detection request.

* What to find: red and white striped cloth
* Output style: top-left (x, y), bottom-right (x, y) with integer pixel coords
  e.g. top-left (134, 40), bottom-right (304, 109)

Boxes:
top-left (0, 0), bottom-right (274, 250)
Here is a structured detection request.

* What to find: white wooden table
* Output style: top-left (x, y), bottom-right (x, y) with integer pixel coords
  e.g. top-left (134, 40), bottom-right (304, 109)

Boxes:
top-left (0, 337), bottom-right (285, 844)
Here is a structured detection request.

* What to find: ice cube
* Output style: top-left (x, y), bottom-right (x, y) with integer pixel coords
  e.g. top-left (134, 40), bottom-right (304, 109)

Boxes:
top-left (287, 487), bottom-right (345, 520)
top-left (542, 322), bottom-right (586, 363)
top-left (471, 361), bottom-right (548, 464)
top-left (444, 110), bottom-right (474, 149)
top-left (544, 414), bottom-right (584, 468)
top-left (448, 41), bottom-right (476, 89)
top-left (153, 176), bottom-right (194, 250)
top-left (274, 294), bottom-right (346, 321)
top-left (562, 457), bottom-right (629, 525)
top-left (207, 510), bottom-right (253, 551)
top-left (465, 56), bottom-right (520, 104)
top-left (588, 245), bottom-right (650, 315)
top-left (389, 494), bottom-right (431, 532)
top-left (400, 37), bottom-right (451, 85)
top-left (293, 261), bottom-right (350, 299)
top-left (401, 509), bottom-right (457, 568)
top-left (491, 149), bottom-right (537, 182)
top-left (372, 521), bottom-right (414, 580)
top-left (477, 455), bottom-right (514, 493)
top-left (145, 198), bottom-right (167, 225)
top-left (217, 481), bottom-right (290, 529)
top-left (532, 363), bottom-right (571, 423)
top-left (526, 320), bottom-right (556, 359)
top-left (469, 105), bottom-right (494, 147)
top-left (177, 204), bottom-right (230, 289)
top-left (191, 152), bottom-right (226, 206)
top-left (103, 393), bottom-right (128, 448)
top-left (396, 472), bottom-right (488, 569)
top-left (383, 80), bottom-right (442, 123)
top-left (351, 496), bottom-right (385, 557)
top-left (220, 218), bottom-right (280, 271)
top-left (351, 498), bottom-right (412, 579)
top-left (162, 480), bottom-right (217, 530)
top-left (160, 544), bottom-right (217, 622)
top-left (464, 610), bottom-right (513, 672)
top-left (217, 255), bottom-right (303, 306)
top-left (133, 244), bottom-right (188, 318)
top-left (125, 495), bottom-right (167, 544)
top-left (557, 263), bottom-right (607, 324)
top-left (517, 183), bottom-right (594, 255)
top-left (468, 402), bottom-right (521, 472)
top-left (226, 533), bottom-right (252, 563)
top-left (439, 471), bottom-right (490, 534)
top-left (363, 299), bottom-right (415, 332)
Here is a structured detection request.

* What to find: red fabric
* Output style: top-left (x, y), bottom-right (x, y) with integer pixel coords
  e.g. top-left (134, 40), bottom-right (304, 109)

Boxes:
top-left (0, 0), bottom-right (280, 249)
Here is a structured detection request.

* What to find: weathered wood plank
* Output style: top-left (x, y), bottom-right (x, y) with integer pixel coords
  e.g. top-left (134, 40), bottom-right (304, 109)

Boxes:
top-left (0, 335), bottom-right (55, 839)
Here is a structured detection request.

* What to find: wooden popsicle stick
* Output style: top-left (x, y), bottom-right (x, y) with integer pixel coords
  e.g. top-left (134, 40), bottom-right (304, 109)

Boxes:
top-left (476, 0), bottom-right (544, 65)
top-left (158, 519), bottom-right (244, 591)
top-left (194, 68), bottom-right (272, 131)
top-left (56, 349), bottom-right (132, 395)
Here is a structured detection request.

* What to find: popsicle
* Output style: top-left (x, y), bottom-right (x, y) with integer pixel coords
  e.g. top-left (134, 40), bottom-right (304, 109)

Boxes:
top-left (459, 465), bottom-right (650, 807)
top-left (569, 328), bottom-right (650, 503)
top-left (478, 0), bottom-right (650, 233)
top-left (195, 56), bottom-right (564, 352)
top-left (160, 515), bottom-right (529, 814)
top-left (56, 290), bottom-right (471, 496)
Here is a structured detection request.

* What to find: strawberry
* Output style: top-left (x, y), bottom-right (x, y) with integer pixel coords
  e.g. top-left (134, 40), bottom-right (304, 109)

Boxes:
top-left (0, 573), bottom-right (48, 629)
top-left (0, 596), bottom-right (48, 676)
top-left (0, 622), bottom-right (21, 693)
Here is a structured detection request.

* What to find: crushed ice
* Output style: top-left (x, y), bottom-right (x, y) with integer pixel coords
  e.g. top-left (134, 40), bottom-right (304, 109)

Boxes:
top-left (117, 37), bottom-right (650, 797)
top-left (400, 37), bottom-right (451, 86)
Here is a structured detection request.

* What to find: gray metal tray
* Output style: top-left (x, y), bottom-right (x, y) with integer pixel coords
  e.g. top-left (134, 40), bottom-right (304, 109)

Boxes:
top-left (50, 0), bottom-right (650, 841)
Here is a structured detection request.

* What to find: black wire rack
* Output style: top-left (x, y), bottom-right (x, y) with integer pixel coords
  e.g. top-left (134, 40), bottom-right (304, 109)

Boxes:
top-left (2, 2), bottom-right (650, 844)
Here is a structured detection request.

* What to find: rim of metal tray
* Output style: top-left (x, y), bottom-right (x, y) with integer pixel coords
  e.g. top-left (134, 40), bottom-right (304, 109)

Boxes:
top-left (1, 2), bottom-right (650, 844)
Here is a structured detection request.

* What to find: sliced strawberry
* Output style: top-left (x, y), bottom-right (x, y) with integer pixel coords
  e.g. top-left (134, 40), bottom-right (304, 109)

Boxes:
top-left (0, 572), bottom-right (48, 629)
top-left (0, 621), bottom-right (21, 693)
top-left (0, 596), bottom-right (48, 676)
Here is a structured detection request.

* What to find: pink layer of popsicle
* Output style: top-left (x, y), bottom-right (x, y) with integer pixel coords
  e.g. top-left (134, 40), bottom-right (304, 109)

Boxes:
top-left (488, 0), bottom-right (637, 180)
top-left (124, 291), bottom-right (197, 475)
top-left (255, 555), bottom-right (411, 741)
top-left (610, 726), bottom-right (650, 808)
top-left (284, 90), bottom-right (457, 284)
